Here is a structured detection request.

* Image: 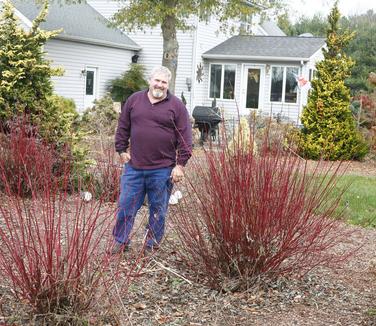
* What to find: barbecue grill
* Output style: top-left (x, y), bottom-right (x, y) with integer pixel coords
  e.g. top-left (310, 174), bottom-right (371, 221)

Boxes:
top-left (192, 104), bottom-right (222, 144)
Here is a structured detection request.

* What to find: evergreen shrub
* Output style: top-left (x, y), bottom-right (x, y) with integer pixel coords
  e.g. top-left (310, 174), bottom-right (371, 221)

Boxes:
top-left (108, 63), bottom-right (148, 103)
top-left (0, 1), bottom-right (89, 182)
top-left (299, 3), bottom-right (368, 160)
top-left (80, 94), bottom-right (118, 137)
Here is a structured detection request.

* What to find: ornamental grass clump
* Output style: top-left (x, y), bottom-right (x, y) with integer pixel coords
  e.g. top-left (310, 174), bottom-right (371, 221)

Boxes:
top-left (0, 125), bottom-right (135, 323)
top-left (171, 122), bottom-right (352, 290)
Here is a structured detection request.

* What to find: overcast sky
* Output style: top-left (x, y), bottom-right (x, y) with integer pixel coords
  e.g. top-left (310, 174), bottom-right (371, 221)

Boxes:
top-left (286, 0), bottom-right (376, 22)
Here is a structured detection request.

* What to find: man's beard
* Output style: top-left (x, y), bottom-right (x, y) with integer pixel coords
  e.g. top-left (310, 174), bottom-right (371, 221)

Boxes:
top-left (152, 88), bottom-right (164, 99)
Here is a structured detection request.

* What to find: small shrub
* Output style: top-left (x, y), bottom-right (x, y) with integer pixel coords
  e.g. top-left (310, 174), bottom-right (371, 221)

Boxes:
top-left (108, 64), bottom-right (148, 103)
top-left (351, 93), bottom-right (376, 151)
top-left (250, 114), bottom-right (301, 152)
top-left (80, 94), bottom-right (118, 138)
top-left (0, 119), bottom-right (64, 197)
top-left (171, 125), bottom-right (353, 290)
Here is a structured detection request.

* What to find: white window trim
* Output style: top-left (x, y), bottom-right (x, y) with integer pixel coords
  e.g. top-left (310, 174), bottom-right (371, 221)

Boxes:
top-left (269, 65), bottom-right (300, 104)
top-left (208, 63), bottom-right (237, 101)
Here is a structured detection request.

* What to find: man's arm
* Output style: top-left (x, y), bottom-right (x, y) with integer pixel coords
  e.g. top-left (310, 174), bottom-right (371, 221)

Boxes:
top-left (175, 103), bottom-right (192, 166)
top-left (115, 101), bottom-right (131, 163)
top-left (171, 102), bottom-right (192, 183)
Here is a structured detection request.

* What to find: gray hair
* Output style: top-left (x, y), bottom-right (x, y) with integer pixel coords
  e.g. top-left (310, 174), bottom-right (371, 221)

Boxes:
top-left (149, 66), bottom-right (172, 82)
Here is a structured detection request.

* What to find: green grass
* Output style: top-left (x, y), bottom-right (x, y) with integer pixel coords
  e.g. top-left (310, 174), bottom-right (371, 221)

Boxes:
top-left (330, 175), bottom-right (376, 227)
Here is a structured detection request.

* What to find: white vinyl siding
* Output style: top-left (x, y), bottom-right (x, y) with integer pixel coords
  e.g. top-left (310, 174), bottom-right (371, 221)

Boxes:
top-left (87, 0), bottom-right (122, 19)
top-left (45, 39), bottom-right (134, 112)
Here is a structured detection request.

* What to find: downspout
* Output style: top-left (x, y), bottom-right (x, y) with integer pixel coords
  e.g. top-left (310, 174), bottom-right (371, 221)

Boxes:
top-left (189, 16), bottom-right (199, 115)
top-left (298, 60), bottom-right (304, 125)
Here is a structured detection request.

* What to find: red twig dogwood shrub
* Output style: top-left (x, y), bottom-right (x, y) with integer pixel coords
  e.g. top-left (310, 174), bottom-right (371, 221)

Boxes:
top-left (171, 124), bottom-right (352, 290)
top-left (0, 126), bottom-right (138, 323)
top-left (90, 146), bottom-right (122, 202)
top-left (0, 122), bottom-right (62, 197)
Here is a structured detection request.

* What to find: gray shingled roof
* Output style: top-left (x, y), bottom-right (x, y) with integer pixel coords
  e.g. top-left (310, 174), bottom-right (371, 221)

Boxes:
top-left (260, 21), bottom-right (286, 36)
top-left (203, 36), bottom-right (325, 61)
top-left (11, 0), bottom-right (140, 50)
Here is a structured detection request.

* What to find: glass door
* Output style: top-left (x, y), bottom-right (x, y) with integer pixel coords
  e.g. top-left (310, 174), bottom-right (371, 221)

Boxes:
top-left (84, 67), bottom-right (97, 109)
top-left (242, 65), bottom-right (265, 111)
top-left (246, 68), bottom-right (260, 109)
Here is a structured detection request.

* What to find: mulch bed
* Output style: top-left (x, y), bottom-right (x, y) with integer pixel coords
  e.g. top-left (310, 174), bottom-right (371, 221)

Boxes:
top-left (115, 220), bottom-right (376, 326)
top-left (0, 158), bottom-right (375, 325)
top-left (118, 157), bottom-right (376, 325)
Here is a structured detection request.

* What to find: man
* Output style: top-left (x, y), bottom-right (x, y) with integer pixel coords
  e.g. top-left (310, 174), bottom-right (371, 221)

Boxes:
top-left (112, 65), bottom-right (192, 254)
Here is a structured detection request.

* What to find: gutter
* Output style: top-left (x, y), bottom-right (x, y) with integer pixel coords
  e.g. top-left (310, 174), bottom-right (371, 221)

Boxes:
top-left (54, 34), bottom-right (141, 51)
top-left (202, 54), bottom-right (309, 62)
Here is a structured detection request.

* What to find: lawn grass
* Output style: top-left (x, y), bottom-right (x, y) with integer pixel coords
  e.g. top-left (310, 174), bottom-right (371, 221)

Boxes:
top-left (331, 175), bottom-right (376, 227)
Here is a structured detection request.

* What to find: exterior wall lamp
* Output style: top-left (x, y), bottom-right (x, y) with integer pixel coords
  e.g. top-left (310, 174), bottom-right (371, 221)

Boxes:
top-left (132, 54), bottom-right (139, 63)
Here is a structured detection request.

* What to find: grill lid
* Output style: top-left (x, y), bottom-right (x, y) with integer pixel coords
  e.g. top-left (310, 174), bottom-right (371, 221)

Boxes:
top-left (192, 106), bottom-right (221, 123)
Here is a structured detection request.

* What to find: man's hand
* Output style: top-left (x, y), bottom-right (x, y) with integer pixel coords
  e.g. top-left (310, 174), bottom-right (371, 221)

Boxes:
top-left (119, 152), bottom-right (131, 164)
top-left (171, 165), bottom-right (184, 183)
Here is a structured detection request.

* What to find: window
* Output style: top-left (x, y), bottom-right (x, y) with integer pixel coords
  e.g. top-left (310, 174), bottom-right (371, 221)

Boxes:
top-left (270, 66), bottom-right (298, 103)
top-left (270, 67), bottom-right (283, 102)
top-left (309, 68), bottom-right (317, 81)
top-left (285, 67), bottom-right (298, 103)
top-left (85, 70), bottom-right (94, 95)
top-left (239, 12), bottom-right (253, 34)
top-left (210, 64), bottom-right (222, 99)
top-left (209, 64), bottom-right (236, 99)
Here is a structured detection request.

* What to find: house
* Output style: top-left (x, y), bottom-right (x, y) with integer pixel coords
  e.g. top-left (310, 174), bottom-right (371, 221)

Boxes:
top-left (87, 0), bottom-right (241, 112)
top-left (7, 0), bottom-right (141, 111)
top-left (4, 0), bottom-right (325, 123)
top-left (88, 0), bottom-right (325, 124)
top-left (201, 35), bottom-right (325, 123)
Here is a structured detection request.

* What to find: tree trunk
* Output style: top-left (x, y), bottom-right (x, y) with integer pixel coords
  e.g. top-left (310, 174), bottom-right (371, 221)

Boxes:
top-left (161, 13), bottom-right (178, 94)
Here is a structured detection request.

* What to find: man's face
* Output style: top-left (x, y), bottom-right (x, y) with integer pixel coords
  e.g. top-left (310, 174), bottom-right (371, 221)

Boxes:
top-left (149, 73), bottom-right (169, 99)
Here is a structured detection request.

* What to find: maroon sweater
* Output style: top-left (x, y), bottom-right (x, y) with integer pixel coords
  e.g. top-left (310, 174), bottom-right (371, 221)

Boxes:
top-left (115, 90), bottom-right (192, 169)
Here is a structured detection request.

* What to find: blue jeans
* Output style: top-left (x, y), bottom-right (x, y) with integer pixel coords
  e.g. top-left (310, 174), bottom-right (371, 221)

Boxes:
top-left (113, 164), bottom-right (173, 248)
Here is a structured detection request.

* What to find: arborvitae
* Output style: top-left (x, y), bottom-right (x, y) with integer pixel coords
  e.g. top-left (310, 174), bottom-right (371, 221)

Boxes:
top-left (299, 1), bottom-right (368, 160)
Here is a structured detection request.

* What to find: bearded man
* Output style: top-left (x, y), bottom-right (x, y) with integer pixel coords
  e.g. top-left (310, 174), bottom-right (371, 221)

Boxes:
top-left (112, 65), bottom-right (192, 254)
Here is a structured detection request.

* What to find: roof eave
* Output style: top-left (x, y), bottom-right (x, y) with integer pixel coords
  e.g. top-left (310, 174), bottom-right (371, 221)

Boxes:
top-left (202, 54), bottom-right (310, 62)
top-left (54, 34), bottom-right (141, 51)
top-left (13, 7), bottom-right (32, 28)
